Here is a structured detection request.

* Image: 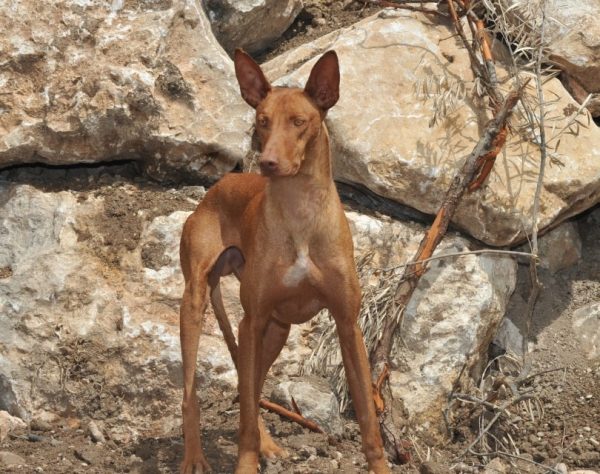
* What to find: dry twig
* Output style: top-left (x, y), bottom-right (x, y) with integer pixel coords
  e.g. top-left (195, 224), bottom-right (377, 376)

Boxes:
top-left (259, 399), bottom-right (324, 433)
top-left (360, 0), bottom-right (445, 16)
top-left (523, 0), bottom-right (548, 370)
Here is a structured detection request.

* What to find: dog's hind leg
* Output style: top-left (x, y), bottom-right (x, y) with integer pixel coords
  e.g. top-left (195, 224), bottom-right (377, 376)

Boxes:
top-left (179, 211), bottom-right (225, 474)
top-left (180, 267), bottom-right (212, 474)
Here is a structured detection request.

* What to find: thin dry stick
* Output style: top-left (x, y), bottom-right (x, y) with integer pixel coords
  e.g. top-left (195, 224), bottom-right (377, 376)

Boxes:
top-left (447, 0), bottom-right (487, 84)
top-left (259, 399), bottom-right (324, 433)
top-left (361, 0), bottom-right (445, 16)
top-left (523, 0), bottom-right (548, 368)
top-left (467, 449), bottom-right (562, 474)
top-left (381, 249), bottom-right (535, 272)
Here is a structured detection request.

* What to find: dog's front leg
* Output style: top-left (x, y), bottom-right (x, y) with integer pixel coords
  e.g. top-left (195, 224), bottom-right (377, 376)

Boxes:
top-left (235, 313), bottom-right (268, 474)
top-left (329, 284), bottom-right (391, 474)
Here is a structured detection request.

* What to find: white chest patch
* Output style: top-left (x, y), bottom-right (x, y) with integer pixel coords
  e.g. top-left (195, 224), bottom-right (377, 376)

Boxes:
top-left (282, 251), bottom-right (311, 287)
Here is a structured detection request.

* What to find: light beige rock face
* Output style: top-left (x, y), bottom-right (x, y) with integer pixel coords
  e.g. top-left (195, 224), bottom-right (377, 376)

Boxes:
top-left (204, 0), bottom-right (304, 54)
top-left (0, 411), bottom-right (26, 443)
top-left (265, 10), bottom-right (600, 246)
top-left (537, 221), bottom-right (582, 274)
top-left (501, 0), bottom-right (600, 108)
top-left (0, 0), bottom-right (252, 180)
top-left (0, 181), bottom-right (198, 434)
top-left (345, 212), bottom-right (517, 425)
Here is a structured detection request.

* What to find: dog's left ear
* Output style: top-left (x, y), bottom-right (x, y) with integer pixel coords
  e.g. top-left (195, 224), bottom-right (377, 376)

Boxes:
top-left (304, 51), bottom-right (340, 111)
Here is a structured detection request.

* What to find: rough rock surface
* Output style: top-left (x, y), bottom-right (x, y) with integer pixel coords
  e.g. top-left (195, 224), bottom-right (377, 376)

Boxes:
top-left (0, 179), bottom-right (199, 433)
top-left (0, 411), bottom-right (26, 443)
top-left (572, 302), bottom-right (600, 360)
top-left (537, 221), bottom-right (582, 274)
top-left (264, 10), bottom-right (600, 246)
top-left (344, 212), bottom-right (517, 425)
top-left (0, 0), bottom-right (252, 180)
top-left (0, 451), bottom-right (26, 469)
top-left (501, 0), bottom-right (600, 114)
top-left (204, 0), bottom-right (304, 54)
top-left (493, 316), bottom-right (524, 357)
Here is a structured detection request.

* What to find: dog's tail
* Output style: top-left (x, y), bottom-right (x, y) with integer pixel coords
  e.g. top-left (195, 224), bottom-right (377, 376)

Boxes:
top-left (207, 247), bottom-right (244, 369)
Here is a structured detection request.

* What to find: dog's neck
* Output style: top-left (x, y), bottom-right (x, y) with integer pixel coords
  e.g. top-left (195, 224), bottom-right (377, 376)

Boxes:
top-left (264, 123), bottom-right (336, 241)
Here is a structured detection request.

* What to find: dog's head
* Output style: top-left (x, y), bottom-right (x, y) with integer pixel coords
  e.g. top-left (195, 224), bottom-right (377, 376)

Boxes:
top-left (234, 49), bottom-right (339, 178)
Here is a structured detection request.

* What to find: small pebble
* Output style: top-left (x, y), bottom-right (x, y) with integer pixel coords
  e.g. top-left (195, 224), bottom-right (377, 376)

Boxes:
top-left (554, 462), bottom-right (568, 474)
top-left (88, 421), bottom-right (105, 443)
top-left (30, 419), bottom-right (52, 432)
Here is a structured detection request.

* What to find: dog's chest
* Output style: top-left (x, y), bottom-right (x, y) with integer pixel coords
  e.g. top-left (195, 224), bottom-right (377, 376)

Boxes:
top-left (282, 251), bottom-right (312, 287)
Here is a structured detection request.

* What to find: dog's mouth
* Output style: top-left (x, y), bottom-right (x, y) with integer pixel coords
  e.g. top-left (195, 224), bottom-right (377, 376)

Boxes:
top-left (259, 163), bottom-right (299, 178)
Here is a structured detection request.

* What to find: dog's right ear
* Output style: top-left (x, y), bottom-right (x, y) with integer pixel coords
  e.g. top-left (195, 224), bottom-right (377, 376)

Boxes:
top-left (234, 49), bottom-right (271, 109)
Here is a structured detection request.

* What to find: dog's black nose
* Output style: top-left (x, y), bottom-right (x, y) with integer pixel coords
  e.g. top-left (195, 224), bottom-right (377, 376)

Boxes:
top-left (259, 160), bottom-right (278, 175)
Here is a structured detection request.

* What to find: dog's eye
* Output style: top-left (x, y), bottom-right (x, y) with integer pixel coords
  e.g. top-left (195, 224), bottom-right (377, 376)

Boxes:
top-left (293, 118), bottom-right (306, 127)
top-left (257, 116), bottom-right (269, 127)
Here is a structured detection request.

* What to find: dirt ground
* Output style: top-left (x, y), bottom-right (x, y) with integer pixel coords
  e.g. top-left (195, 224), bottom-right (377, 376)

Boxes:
top-left (1, 1), bottom-right (599, 473)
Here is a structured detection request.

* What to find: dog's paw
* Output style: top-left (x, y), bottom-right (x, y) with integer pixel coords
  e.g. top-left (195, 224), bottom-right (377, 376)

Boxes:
top-left (367, 460), bottom-right (391, 474)
top-left (180, 452), bottom-right (211, 474)
top-left (258, 417), bottom-right (288, 460)
top-left (260, 439), bottom-right (288, 460)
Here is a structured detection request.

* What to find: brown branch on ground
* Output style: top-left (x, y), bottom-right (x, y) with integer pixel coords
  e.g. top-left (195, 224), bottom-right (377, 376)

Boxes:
top-left (259, 399), bottom-right (325, 433)
top-left (373, 362), bottom-right (390, 415)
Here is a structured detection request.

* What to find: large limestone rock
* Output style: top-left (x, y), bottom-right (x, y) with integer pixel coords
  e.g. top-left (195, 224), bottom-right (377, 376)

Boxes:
top-left (264, 10), bottom-right (600, 246)
top-left (498, 0), bottom-right (600, 115)
top-left (345, 212), bottom-right (517, 425)
top-left (537, 221), bottom-right (582, 273)
top-left (204, 0), bottom-right (304, 54)
top-left (0, 0), bottom-right (252, 180)
top-left (0, 180), bottom-right (200, 434)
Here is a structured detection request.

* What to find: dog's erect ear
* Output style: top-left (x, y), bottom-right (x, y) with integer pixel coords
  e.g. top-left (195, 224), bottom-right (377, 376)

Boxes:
top-left (234, 49), bottom-right (271, 108)
top-left (304, 51), bottom-right (340, 111)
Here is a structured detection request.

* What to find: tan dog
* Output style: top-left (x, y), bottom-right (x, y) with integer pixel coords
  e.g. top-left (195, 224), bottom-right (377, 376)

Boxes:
top-left (179, 49), bottom-right (389, 474)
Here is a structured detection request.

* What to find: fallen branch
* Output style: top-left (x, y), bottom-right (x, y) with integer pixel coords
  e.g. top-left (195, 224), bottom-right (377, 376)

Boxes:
top-left (373, 362), bottom-right (390, 415)
top-left (259, 399), bottom-right (324, 434)
top-left (370, 80), bottom-right (528, 460)
top-left (361, 0), bottom-right (446, 16)
top-left (381, 248), bottom-right (535, 272)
